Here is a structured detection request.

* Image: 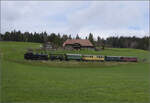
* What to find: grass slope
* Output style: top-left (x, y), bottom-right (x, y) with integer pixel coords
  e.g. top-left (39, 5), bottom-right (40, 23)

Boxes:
top-left (0, 41), bottom-right (150, 103)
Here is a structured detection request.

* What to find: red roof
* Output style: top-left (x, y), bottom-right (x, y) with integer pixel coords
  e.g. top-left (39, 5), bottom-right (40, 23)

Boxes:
top-left (63, 39), bottom-right (94, 47)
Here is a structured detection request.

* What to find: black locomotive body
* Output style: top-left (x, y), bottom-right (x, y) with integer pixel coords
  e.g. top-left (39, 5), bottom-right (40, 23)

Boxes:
top-left (49, 53), bottom-right (65, 61)
top-left (24, 52), bottom-right (48, 60)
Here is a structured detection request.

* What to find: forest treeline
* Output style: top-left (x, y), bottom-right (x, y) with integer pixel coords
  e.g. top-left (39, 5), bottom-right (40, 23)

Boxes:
top-left (0, 30), bottom-right (149, 50)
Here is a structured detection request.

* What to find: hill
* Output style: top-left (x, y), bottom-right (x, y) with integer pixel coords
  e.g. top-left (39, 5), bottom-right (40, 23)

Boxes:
top-left (0, 41), bottom-right (150, 103)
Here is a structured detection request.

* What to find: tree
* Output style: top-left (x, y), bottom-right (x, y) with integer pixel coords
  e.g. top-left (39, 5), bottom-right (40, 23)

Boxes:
top-left (88, 33), bottom-right (95, 45)
top-left (3, 32), bottom-right (11, 41)
top-left (0, 33), bottom-right (3, 41)
top-left (68, 35), bottom-right (72, 39)
top-left (76, 34), bottom-right (80, 39)
top-left (62, 34), bottom-right (68, 42)
top-left (101, 38), bottom-right (105, 50)
top-left (96, 36), bottom-right (102, 47)
top-left (85, 36), bottom-right (88, 39)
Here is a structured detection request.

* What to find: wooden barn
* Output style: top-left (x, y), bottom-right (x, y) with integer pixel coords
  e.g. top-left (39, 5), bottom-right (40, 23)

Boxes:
top-left (63, 39), bottom-right (94, 50)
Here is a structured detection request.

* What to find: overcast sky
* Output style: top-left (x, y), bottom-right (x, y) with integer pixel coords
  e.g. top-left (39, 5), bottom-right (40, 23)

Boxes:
top-left (1, 1), bottom-right (149, 39)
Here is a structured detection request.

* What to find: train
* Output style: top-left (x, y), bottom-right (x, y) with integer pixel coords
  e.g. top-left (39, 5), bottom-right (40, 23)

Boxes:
top-left (24, 52), bottom-right (138, 62)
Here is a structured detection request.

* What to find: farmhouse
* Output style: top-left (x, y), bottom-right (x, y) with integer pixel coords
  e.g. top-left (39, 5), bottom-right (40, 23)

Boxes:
top-left (63, 39), bottom-right (94, 50)
top-left (42, 42), bottom-right (53, 50)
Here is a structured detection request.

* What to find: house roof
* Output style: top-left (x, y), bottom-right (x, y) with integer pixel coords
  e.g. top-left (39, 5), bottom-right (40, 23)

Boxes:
top-left (63, 39), bottom-right (94, 47)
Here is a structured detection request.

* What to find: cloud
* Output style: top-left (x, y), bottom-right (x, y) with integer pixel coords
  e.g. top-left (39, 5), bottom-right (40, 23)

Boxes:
top-left (1, 1), bottom-right (87, 33)
top-left (66, 1), bottom-right (149, 35)
top-left (1, 1), bottom-right (149, 38)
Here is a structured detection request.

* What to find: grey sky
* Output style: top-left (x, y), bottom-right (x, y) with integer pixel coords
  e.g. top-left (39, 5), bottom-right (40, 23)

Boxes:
top-left (1, 1), bottom-right (149, 39)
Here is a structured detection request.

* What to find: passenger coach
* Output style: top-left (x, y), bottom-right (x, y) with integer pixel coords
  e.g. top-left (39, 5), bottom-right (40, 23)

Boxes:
top-left (82, 55), bottom-right (105, 62)
top-left (65, 54), bottom-right (82, 61)
top-left (105, 56), bottom-right (122, 62)
top-left (120, 57), bottom-right (138, 62)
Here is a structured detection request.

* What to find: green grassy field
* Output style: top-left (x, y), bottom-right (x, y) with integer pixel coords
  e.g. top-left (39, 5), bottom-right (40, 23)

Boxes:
top-left (0, 41), bottom-right (150, 103)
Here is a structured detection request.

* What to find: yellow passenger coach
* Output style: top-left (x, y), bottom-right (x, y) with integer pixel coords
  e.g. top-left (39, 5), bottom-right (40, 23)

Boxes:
top-left (82, 55), bottom-right (105, 61)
